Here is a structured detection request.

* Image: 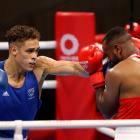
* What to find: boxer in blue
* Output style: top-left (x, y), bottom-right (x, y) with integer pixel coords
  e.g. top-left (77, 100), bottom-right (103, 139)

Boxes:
top-left (0, 25), bottom-right (95, 139)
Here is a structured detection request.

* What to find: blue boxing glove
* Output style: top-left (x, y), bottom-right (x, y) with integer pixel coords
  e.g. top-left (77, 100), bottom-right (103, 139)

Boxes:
top-left (0, 69), bottom-right (8, 93)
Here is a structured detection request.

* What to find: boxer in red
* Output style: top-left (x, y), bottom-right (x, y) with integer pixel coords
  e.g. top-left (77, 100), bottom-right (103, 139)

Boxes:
top-left (78, 27), bottom-right (140, 139)
top-left (93, 27), bottom-right (140, 120)
top-left (78, 27), bottom-right (140, 120)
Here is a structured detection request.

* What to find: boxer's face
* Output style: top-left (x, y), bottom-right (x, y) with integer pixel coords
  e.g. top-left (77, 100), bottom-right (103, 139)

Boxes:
top-left (11, 39), bottom-right (40, 71)
top-left (103, 42), bottom-right (122, 67)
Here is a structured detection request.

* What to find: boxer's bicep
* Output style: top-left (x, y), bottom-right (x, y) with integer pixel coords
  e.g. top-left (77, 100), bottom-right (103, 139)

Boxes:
top-left (96, 69), bottom-right (120, 118)
top-left (105, 70), bottom-right (120, 108)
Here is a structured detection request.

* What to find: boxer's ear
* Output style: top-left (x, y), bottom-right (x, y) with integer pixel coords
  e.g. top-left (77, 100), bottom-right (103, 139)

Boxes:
top-left (9, 44), bottom-right (18, 56)
top-left (113, 44), bottom-right (122, 56)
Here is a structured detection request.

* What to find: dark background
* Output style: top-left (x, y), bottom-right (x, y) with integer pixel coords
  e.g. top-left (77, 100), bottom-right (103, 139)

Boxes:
top-left (1, 0), bottom-right (140, 40)
top-left (0, 0), bottom-right (139, 120)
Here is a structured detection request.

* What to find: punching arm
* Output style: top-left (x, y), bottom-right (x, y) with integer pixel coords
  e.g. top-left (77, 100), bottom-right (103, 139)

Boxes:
top-left (35, 56), bottom-right (88, 77)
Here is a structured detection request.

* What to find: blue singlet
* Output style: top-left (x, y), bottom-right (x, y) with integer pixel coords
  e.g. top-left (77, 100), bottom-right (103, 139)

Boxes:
top-left (0, 61), bottom-right (41, 138)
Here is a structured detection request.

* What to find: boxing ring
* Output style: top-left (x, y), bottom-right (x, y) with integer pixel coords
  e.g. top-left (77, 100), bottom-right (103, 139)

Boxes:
top-left (0, 41), bottom-right (139, 140)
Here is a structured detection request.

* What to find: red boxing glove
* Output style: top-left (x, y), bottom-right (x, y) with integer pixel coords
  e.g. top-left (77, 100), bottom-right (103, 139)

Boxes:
top-left (124, 22), bottom-right (140, 39)
top-left (132, 37), bottom-right (140, 50)
top-left (78, 44), bottom-right (103, 74)
top-left (90, 71), bottom-right (105, 89)
top-left (78, 44), bottom-right (105, 88)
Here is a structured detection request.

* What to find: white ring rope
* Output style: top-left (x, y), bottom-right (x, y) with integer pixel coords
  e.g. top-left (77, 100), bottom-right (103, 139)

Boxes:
top-left (43, 80), bottom-right (56, 89)
top-left (0, 41), bottom-right (56, 50)
top-left (2, 119), bottom-right (140, 140)
top-left (2, 119), bottom-right (139, 129)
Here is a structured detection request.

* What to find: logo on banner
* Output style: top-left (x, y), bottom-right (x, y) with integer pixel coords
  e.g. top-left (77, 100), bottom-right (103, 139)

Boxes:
top-left (60, 34), bottom-right (79, 60)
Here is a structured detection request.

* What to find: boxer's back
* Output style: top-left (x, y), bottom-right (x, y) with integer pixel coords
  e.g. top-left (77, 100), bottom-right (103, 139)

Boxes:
top-left (114, 55), bottom-right (140, 99)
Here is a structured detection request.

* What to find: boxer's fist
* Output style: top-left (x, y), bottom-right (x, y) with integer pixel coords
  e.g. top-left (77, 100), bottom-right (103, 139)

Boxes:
top-left (125, 22), bottom-right (140, 39)
top-left (0, 69), bottom-right (8, 92)
top-left (78, 44), bottom-right (103, 74)
top-left (90, 58), bottom-right (111, 89)
top-left (78, 44), bottom-right (104, 89)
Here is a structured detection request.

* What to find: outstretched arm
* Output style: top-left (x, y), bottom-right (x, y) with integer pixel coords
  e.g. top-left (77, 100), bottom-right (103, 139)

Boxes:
top-left (35, 56), bottom-right (88, 77)
top-left (36, 44), bottom-right (104, 77)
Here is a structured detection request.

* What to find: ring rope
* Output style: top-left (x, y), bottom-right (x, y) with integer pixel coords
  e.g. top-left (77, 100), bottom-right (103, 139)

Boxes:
top-left (0, 41), bottom-right (56, 50)
top-left (14, 120), bottom-right (140, 128)
top-left (1, 119), bottom-right (140, 140)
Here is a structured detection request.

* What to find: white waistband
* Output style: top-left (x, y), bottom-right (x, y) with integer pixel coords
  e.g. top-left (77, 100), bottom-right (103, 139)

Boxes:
top-left (115, 127), bottom-right (140, 140)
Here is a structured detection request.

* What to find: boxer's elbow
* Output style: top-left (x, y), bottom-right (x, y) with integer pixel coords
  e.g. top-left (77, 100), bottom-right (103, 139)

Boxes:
top-left (102, 111), bottom-right (117, 119)
top-left (97, 105), bottom-right (118, 119)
